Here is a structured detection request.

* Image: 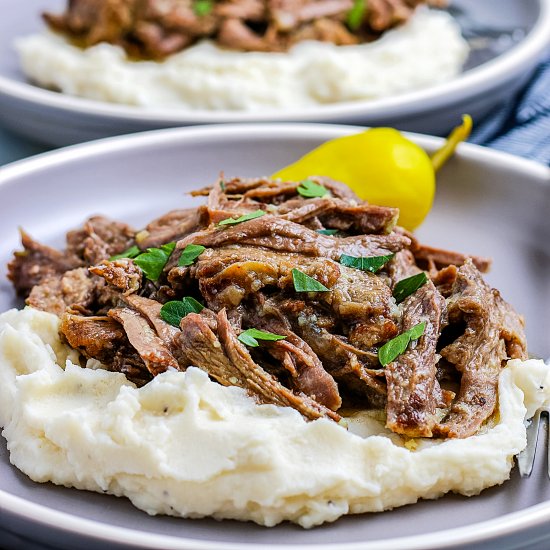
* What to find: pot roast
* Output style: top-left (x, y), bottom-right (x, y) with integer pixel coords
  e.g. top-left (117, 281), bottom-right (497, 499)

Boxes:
top-left (8, 175), bottom-right (527, 439)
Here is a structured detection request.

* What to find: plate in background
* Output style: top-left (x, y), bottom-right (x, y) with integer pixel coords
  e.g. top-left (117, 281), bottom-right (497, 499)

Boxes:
top-left (0, 0), bottom-right (549, 146)
top-left (0, 124), bottom-right (549, 550)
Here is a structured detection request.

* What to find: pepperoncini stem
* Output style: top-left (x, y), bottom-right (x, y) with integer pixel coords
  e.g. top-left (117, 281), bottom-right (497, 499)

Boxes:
top-left (431, 114), bottom-right (472, 173)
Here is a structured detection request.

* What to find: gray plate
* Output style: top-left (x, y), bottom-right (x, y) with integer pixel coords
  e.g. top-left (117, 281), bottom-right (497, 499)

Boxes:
top-left (0, 0), bottom-right (549, 146)
top-left (0, 124), bottom-right (549, 550)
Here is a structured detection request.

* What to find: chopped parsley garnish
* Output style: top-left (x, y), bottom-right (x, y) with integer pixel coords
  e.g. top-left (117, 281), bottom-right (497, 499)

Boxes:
top-left (297, 179), bottom-right (329, 198)
top-left (178, 244), bottom-right (206, 267)
top-left (291, 268), bottom-right (330, 292)
top-left (339, 253), bottom-right (394, 273)
top-left (133, 242), bottom-right (176, 281)
top-left (218, 209), bottom-right (265, 226)
top-left (160, 297), bottom-right (204, 327)
top-left (109, 245), bottom-right (141, 261)
top-left (347, 0), bottom-right (366, 31)
top-left (378, 321), bottom-right (426, 366)
top-left (317, 229), bottom-right (339, 236)
top-left (160, 242), bottom-right (176, 255)
top-left (193, 0), bottom-right (214, 16)
top-left (392, 272), bottom-right (428, 304)
top-left (237, 328), bottom-right (287, 348)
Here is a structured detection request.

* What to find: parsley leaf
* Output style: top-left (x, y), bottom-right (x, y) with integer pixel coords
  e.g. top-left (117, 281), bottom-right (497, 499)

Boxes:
top-left (193, 0), bottom-right (214, 16)
top-left (393, 272), bottom-right (428, 304)
top-left (347, 0), bottom-right (366, 31)
top-left (297, 179), bottom-right (329, 198)
top-left (237, 328), bottom-right (287, 348)
top-left (317, 229), bottom-right (339, 236)
top-left (218, 210), bottom-right (265, 226)
top-left (291, 268), bottom-right (330, 292)
top-left (178, 244), bottom-right (206, 267)
top-left (378, 321), bottom-right (426, 366)
top-left (160, 297), bottom-right (204, 327)
top-left (133, 242), bottom-right (176, 281)
top-left (407, 321), bottom-right (427, 340)
top-left (160, 242), bottom-right (176, 255)
top-left (109, 245), bottom-right (141, 261)
top-left (378, 332), bottom-right (410, 367)
top-left (340, 253), bottom-right (394, 273)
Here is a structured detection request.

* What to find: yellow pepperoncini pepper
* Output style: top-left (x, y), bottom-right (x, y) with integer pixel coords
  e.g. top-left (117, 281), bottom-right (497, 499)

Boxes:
top-left (272, 115), bottom-right (472, 231)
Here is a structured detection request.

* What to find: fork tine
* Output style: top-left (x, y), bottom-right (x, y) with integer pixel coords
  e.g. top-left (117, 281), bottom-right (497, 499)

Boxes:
top-left (518, 409), bottom-right (542, 477)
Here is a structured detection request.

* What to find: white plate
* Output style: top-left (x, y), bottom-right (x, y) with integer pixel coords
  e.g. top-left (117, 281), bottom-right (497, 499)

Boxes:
top-left (0, 124), bottom-right (549, 550)
top-left (0, 1), bottom-right (549, 146)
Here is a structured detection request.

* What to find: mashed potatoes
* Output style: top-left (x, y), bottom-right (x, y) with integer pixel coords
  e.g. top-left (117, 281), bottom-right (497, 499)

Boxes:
top-left (15, 9), bottom-right (468, 111)
top-left (0, 307), bottom-right (548, 528)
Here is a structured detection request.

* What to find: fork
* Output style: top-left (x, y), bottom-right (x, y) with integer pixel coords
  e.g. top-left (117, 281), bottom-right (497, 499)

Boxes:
top-left (518, 407), bottom-right (550, 478)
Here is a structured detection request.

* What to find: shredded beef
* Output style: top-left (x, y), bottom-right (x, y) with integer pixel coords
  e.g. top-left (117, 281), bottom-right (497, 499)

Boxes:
top-left (385, 281), bottom-right (445, 437)
top-left (201, 176), bottom-right (362, 202)
top-left (434, 260), bottom-right (527, 438)
top-left (193, 246), bottom-right (341, 309)
top-left (61, 311), bottom-right (153, 385)
top-left (137, 208), bottom-right (205, 249)
top-left (178, 310), bottom-right (340, 421)
top-left (273, 299), bottom-right (387, 405)
top-left (66, 216), bottom-right (136, 265)
top-left (8, 231), bottom-right (82, 297)
top-left (279, 198), bottom-right (399, 235)
top-left (10, 175), bottom-right (526, 438)
top-left (27, 267), bottom-right (97, 317)
top-left (108, 307), bottom-right (180, 375)
top-left (242, 301), bottom-right (341, 409)
top-left (90, 259), bottom-right (143, 294)
top-left (44, 0), bottom-right (444, 59)
top-left (61, 313), bottom-right (128, 364)
top-left (173, 216), bottom-right (410, 267)
top-left (412, 242), bottom-right (491, 274)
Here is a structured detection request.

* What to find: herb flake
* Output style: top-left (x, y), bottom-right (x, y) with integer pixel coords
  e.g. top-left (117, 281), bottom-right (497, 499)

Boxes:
top-left (160, 242), bottom-right (176, 255)
top-left (193, 0), bottom-right (214, 16)
top-left (160, 297), bottom-right (204, 327)
top-left (297, 179), bottom-right (328, 198)
top-left (291, 268), bottom-right (330, 292)
top-left (340, 253), bottom-right (394, 273)
top-left (393, 272), bottom-right (428, 304)
top-left (407, 321), bottom-right (427, 340)
top-left (133, 242), bottom-right (176, 281)
top-left (109, 245), bottom-right (141, 261)
top-left (237, 328), bottom-right (287, 348)
top-left (317, 229), bottom-right (339, 236)
top-left (218, 209), bottom-right (265, 226)
top-left (178, 244), bottom-right (206, 267)
top-left (347, 0), bottom-right (366, 31)
top-left (378, 321), bottom-right (426, 366)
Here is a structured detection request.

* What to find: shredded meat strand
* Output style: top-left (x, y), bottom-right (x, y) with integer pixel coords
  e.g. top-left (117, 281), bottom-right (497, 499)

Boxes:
top-left (385, 281), bottom-right (446, 437)
top-left (434, 260), bottom-right (526, 438)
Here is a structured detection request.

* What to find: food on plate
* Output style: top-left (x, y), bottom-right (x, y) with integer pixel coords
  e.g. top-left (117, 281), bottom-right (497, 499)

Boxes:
top-left (1, 165), bottom-right (547, 528)
top-left (15, 0), bottom-right (469, 110)
top-left (41, 0), bottom-right (448, 57)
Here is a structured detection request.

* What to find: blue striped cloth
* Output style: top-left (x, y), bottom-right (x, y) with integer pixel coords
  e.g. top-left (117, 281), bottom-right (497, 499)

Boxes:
top-left (470, 55), bottom-right (550, 166)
